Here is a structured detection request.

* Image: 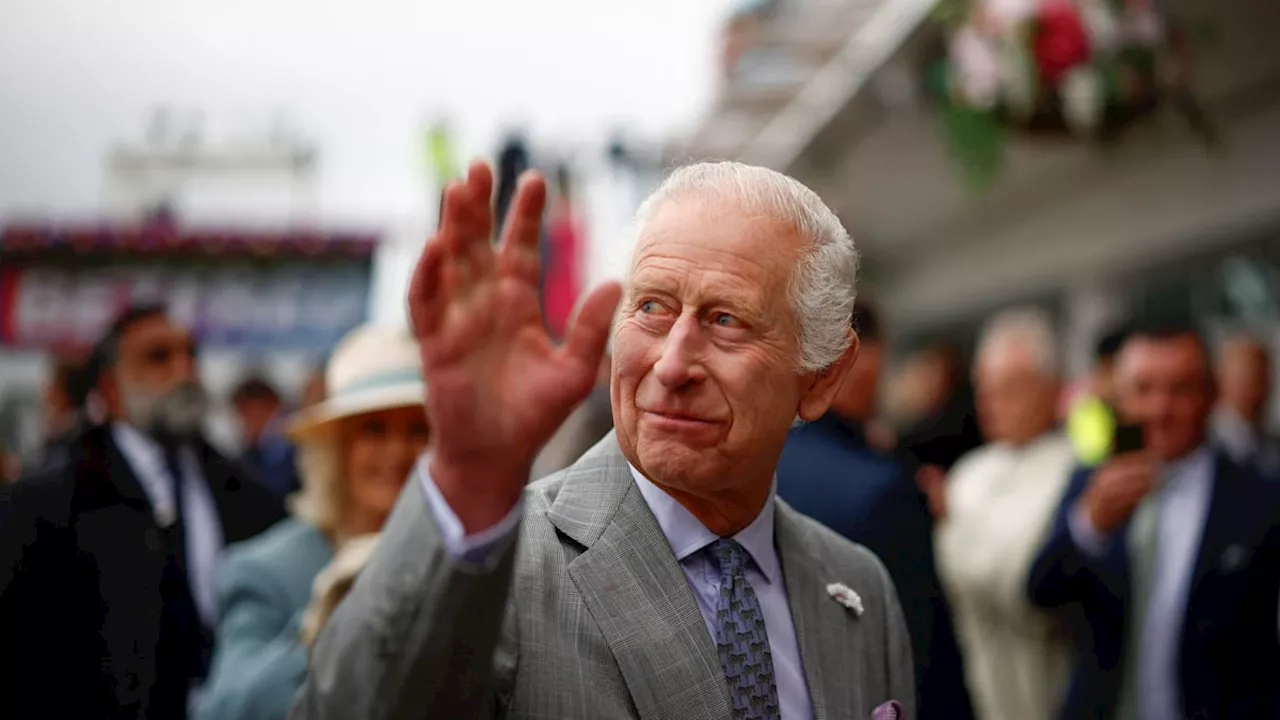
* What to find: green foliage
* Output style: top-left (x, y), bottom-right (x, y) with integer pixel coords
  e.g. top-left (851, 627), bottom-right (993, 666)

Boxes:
top-left (943, 100), bottom-right (1005, 194)
top-left (930, 0), bottom-right (971, 29)
top-left (927, 0), bottom-right (1218, 193)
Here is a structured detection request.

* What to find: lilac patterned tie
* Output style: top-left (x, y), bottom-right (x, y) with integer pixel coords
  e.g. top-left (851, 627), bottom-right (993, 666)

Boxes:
top-left (709, 538), bottom-right (781, 720)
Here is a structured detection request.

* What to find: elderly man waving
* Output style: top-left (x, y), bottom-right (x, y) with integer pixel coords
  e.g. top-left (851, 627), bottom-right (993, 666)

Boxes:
top-left (293, 161), bottom-right (914, 720)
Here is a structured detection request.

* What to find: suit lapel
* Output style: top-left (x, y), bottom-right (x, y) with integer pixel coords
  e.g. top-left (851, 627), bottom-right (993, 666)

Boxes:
top-left (197, 440), bottom-right (242, 540)
top-left (776, 503), bottom-right (860, 720)
top-left (1187, 455), bottom-right (1243, 598)
top-left (70, 426), bottom-right (153, 516)
top-left (550, 436), bottom-right (732, 720)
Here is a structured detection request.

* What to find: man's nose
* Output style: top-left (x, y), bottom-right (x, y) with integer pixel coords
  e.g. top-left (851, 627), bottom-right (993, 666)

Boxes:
top-left (173, 349), bottom-right (197, 383)
top-left (1148, 391), bottom-right (1176, 418)
top-left (652, 314), bottom-right (707, 389)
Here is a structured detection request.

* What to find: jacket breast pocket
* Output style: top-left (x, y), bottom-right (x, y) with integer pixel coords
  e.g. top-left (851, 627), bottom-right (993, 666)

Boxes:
top-left (1190, 546), bottom-right (1266, 644)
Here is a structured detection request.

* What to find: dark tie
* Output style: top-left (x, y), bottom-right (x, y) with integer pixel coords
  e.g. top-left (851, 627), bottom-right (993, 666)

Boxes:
top-left (162, 446), bottom-right (188, 570)
top-left (159, 444), bottom-right (212, 682)
top-left (709, 538), bottom-right (781, 720)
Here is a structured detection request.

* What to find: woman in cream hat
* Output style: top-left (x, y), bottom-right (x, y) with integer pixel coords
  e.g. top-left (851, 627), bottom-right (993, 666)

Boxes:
top-left (197, 325), bottom-right (429, 720)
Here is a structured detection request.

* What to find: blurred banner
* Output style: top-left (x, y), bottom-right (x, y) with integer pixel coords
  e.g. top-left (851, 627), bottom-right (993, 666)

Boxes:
top-left (0, 224), bottom-right (375, 353)
top-left (0, 263), bottom-right (370, 353)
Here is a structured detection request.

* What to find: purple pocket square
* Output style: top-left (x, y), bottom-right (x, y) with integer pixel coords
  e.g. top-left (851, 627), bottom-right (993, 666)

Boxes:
top-left (871, 700), bottom-right (904, 720)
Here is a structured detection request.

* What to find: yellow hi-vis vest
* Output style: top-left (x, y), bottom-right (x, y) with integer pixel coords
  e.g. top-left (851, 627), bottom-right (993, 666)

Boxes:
top-left (1068, 394), bottom-right (1115, 467)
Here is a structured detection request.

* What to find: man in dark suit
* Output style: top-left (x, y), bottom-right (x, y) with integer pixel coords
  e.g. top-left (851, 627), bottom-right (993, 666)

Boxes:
top-left (0, 303), bottom-right (284, 719)
top-left (778, 300), bottom-right (973, 720)
top-left (1028, 323), bottom-right (1280, 720)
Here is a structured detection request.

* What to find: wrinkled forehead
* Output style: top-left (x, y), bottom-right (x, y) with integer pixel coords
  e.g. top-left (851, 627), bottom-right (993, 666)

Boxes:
top-left (975, 341), bottom-right (1045, 382)
top-left (1117, 336), bottom-right (1210, 384)
top-left (628, 195), bottom-right (804, 281)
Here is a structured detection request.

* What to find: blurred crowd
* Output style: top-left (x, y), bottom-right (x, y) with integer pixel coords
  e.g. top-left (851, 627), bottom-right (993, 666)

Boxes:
top-left (2, 284), bottom-right (1279, 720)
top-left (777, 303), bottom-right (1280, 720)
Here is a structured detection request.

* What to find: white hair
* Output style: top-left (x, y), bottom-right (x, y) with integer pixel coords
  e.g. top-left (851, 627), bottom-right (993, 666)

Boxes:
top-left (975, 307), bottom-right (1060, 378)
top-left (630, 161), bottom-right (859, 372)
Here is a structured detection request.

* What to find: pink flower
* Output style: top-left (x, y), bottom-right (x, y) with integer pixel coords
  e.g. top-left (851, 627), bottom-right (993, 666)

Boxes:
top-left (950, 24), bottom-right (1003, 109)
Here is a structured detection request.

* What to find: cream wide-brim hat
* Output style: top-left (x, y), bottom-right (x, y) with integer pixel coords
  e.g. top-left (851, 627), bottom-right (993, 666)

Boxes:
top-left (288, 324), bottom-right (426, 441)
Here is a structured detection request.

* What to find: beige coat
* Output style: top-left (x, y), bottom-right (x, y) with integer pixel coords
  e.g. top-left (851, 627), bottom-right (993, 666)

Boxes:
top-left (935, 432), bottom-right (1076, 720)
top-left (300, 534), bottom-right (379, 647)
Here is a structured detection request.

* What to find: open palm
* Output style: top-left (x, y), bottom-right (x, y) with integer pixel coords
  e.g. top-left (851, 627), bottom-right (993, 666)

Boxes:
top-left (409, 162), bottom-right (621, 524)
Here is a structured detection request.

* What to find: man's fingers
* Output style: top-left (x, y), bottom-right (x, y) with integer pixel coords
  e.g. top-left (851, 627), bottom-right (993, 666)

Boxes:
top-left (435, 179), bottom-right (497, 299)
top-left (407, 238), bottom-right (446, 337)
top-left (466, 160), bottom-right (494, 224)
top-left (409, 163), bottom-right (496, 346)
top-left (439, 172), bottom-right (493, 252)
top-left (1110, 452), bottom-right (1150, 468)
top-left (461, 161), bottom-right (497, 276)
top-left (438, 182), bottom-right (471, 252)
top-left (462, 161), bottom-right (496, 248)
top-left (497, 172), bottom-right (547, 281)
top-left (563, 282), bottom-right (623, 370)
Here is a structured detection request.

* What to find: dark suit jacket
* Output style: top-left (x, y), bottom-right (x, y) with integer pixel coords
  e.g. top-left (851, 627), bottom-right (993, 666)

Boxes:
top-left (0, 424), bottom-right (284, 719)
top-left (1027, 453), bottom-right (1280, 720)
top-left (898, 387), bottom-right (984, 472)
top-left (778, 414), bottom-right (974, 720)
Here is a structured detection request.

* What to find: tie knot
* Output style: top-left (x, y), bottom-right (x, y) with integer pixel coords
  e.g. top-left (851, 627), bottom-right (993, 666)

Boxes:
top-left (709, 538), bottom-right (749, 578)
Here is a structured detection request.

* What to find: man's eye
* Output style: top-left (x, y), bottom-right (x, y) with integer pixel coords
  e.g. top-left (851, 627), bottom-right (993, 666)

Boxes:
top-left (712, 313), bottom-right (736, 327)
top-left (639, 300), bottom-right (659, 314)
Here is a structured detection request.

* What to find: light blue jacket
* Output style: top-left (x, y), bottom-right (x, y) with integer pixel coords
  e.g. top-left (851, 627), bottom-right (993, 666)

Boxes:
top-left (197, 518), bottom-right (333, 720)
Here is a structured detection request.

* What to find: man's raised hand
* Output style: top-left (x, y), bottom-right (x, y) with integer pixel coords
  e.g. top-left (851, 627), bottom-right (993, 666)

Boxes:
top-left (409, 161), bottom-right (622, 533)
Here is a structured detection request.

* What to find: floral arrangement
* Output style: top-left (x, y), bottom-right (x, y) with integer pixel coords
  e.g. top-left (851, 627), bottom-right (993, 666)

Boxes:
top-left (930, 0), bottom-right (1215, 190)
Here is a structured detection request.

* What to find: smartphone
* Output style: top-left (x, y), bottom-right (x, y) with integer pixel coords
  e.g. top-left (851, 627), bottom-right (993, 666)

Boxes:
top-left (1113, 423), bottom-right (1146, 455)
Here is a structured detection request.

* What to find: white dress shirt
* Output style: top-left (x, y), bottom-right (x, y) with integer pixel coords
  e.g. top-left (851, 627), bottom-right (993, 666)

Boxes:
top-left (1069, 445), bottom-right (1215, 720)
top-left (419, 458), bottom-right (814, 720)
top-left (112, 422), bottom-right (225, 627)
top-left (627, 466), bottom-right (812, 720)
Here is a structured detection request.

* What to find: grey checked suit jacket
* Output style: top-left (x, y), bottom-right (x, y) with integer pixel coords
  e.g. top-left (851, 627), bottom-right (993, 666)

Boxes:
top-left (292, 434), bottom-right (916, 720)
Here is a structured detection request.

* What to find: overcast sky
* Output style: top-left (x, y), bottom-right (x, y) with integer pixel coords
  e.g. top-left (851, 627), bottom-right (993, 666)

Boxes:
top-left (0, 0), bottom-right (734, 224)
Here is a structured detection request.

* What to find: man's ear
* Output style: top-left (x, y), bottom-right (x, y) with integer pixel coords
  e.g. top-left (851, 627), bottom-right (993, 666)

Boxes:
top-left (97, 372), bottom-right (119, 417)
top-left (798, 330), bottom-right (860, 422)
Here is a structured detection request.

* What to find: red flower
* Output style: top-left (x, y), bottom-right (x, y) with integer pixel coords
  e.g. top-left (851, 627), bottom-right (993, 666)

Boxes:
top-left (1034, 0), bottom-right (1091, 86)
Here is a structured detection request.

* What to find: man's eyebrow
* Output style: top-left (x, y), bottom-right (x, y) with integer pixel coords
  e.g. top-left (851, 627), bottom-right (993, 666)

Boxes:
top-left (627, 277), bottom-right (679, 297)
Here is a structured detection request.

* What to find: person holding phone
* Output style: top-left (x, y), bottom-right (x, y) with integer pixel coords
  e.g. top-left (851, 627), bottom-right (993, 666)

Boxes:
top-left (1028, 323), bottom-right (1280, 720)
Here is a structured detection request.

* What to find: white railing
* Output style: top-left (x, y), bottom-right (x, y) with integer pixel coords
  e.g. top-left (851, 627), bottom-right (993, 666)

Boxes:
top-left (740, 0), bottom-right (934, 169)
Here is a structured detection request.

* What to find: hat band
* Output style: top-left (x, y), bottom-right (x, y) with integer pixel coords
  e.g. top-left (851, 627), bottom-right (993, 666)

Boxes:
top-left (331, 367), bottom-right (423, 399)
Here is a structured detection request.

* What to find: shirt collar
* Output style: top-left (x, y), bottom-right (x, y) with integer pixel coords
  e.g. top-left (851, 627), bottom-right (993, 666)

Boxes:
top-left (112, 421), bottom-right (166, 470)
top-left (628, 464), bottom-right (782, 585)
top-left (263, 410), bottom-right (291, 440)
top-left (1160, 444), bottom-right (1214, 489)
